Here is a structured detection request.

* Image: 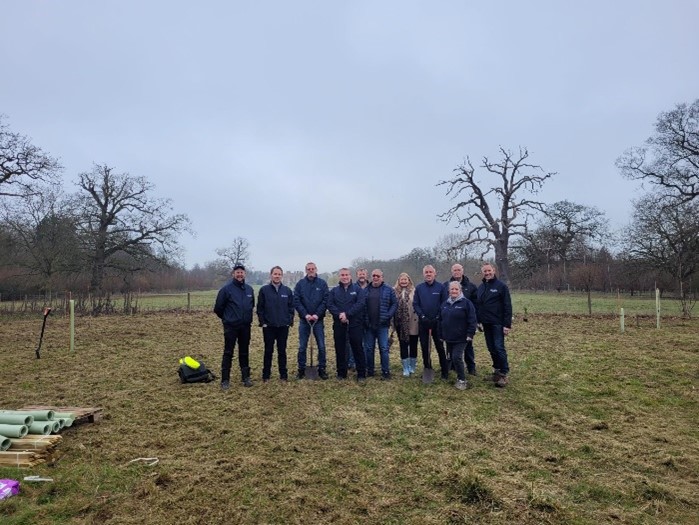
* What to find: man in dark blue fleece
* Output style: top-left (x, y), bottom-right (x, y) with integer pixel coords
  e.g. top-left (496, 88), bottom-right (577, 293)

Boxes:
top-left (413, 264), bottom-right (448, 379)
top-left (328, 268), bottom-right (367, 381)
top-left (214, 264), bottom-right (255, 390)
top-left (257, 266), bottom-right (294, 382)
top-left (476, 263), bottom-right (513, 388)
top-left (293, 262), bottom-right (329, 380)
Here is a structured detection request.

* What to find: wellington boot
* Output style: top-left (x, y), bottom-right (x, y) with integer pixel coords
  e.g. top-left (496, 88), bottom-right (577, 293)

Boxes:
top-left (401, 359), bottom-right (410, 377)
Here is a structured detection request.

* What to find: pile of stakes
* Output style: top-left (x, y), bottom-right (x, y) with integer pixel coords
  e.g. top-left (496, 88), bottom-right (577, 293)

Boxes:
top-left (0, 407), bottom-right (101, 468)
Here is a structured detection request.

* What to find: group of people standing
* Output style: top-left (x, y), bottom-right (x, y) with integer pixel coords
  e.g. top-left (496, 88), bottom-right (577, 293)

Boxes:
top-left (213, 261), bottom-right (512, 391)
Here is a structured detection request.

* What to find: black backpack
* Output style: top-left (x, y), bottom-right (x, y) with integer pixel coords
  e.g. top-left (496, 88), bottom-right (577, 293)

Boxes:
top-left (178, 359), bottom-right (216, 383)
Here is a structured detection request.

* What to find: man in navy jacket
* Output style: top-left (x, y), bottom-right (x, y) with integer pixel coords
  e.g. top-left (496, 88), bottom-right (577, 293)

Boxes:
top-left (476, 263), bottom-right (513, 387)
top-left (363, 269), bottom-right (397, 378)
top-left (328, 268), bottom-right (367, 381)
top-left (413, 264), bottom-right (448, 379)
top-left (214, 264), bottom-right (255, 390)
top-left (293, 262), bottom-right (329, 379)
top-left (257, 266), bottom-right (294, 382)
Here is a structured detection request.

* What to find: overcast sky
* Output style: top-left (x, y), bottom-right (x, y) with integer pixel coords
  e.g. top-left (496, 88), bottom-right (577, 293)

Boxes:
top-left (2, 1), bottom-right (698, 273)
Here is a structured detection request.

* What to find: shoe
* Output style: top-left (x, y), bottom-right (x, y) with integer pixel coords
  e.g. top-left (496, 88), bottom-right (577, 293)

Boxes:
top-left (381, 372), bottom-right (391, 381)
top-left (242, 377), bottom-right (253, 387)
top-left (220, 380), bottom-right (230, 391)
top-left (296, 370), bottom-right (305, 380)
top-left (357, 376), bottom-right (367, 385)
top-left (262, 378), bottom-right (270, 383)
top-left (318, 369), bottom-right (329, 380)
top-left (280, 377), bottom-right (288, 382)
top-left (468, 370), bottom-right (478, 377)
top-left (494, 372), bottom-right (509, 388)
top-left (455, 379), bottom-right (469, 390)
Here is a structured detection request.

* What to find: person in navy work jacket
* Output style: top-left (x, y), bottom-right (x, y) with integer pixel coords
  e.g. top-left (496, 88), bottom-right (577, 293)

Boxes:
top-left (256, 266), bottom-right (294, 382)
top-left (476, 263), bottom-right (513, 388)
top-left (214, 264), bottom-right (255, 390)
top-left (440, 281), bottom-right (478, 390)
top-left (445, 263), bottom-right (479, 376)
top-left (328, 268), bottom-right (367, 381)
top-left (413, 264), bottom-right (448, 379)
top-left (293, 262), bottom-right (329, 380)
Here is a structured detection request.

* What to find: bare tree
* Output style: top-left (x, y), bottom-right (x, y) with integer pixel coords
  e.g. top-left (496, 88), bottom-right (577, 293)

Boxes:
top-left (617, 99), bottom-right (699, 203)
top-left (625, 192), bottom-right (699, 317)
top-left (0, 115), bottom-right (62, 197)
top-left (1, 189), bottom-right (80, 292)
top-left (73, 164), bottom-right (190, 313)
top-left (215, 236), bottom-right (251, 271)
top-left (437, 147), bottom-right (556, 284)
top-left (535, 200), bottom-right (609, 285)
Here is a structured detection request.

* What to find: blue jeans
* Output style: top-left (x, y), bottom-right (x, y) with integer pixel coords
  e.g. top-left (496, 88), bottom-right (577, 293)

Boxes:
top-left (297, 320), bottom-right (326, 371)
top-left (482, 324), bottom-right (509, 375)
top-left (364, 326), bottom-right (390, 376)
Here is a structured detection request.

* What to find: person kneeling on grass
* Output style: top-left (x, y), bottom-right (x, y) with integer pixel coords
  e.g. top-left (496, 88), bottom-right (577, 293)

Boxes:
top-left (440, 281), bottom-right (477, 390)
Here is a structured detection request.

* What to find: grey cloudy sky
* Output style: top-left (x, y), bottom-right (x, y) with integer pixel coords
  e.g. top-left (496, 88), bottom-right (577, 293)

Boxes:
top-left (2, 1), bottom-right (698, 273)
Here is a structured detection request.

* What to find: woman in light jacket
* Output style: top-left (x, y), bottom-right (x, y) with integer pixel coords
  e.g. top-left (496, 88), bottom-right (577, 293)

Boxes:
top-left (393, 272), bottom-right (419, 376)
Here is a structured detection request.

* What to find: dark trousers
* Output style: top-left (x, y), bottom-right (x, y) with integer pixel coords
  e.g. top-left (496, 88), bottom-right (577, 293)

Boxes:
top-left (465, 340), bottom-right (476, 374)
top-left (418, 321), bottom-right (448, 378)
top-left (333, 321), bottom-right (366, 378)
top-left (398, 335), bottom-right (418, 359)
top-left (262, 326), bottom-right (289, 379)
top-left (446, 341), bottom-right (467, 381)
top-left (221, 323), bottom-right (251, 381)
top-left (483, 323), bottom-right (509, 375)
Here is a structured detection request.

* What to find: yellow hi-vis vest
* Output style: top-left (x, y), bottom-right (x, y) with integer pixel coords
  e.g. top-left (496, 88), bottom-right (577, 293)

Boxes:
top-left (179, 356), bottom-right (201, 369)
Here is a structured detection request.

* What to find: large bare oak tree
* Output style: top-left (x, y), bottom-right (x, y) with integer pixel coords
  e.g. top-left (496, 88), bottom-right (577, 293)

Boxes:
top-left (73, 164), bottom-right (190, 313)
top-left (617, 99), bottom-right (699, 203)
top-left (0, 115), bottom-right (61, 197)
top-left (438, 147), bottom-right (555, 284)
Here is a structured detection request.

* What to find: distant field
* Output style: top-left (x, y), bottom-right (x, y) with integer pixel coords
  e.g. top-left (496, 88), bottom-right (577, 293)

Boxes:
top-left (1, 288), bottom-right (687, 319)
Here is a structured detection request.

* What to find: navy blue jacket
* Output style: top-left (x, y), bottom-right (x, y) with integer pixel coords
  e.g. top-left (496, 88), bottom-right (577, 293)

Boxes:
top-left (328, 281), bottom-right (366, 326)
top-left (214, 279), bottom-right (255, 327)
top-left (476, 277), bottom-right (512, 327)
top-left (363, 282), bottom-right (397, 328)
top-left (440, 296), bottom-right (478, 342)
top-left (293, 276), bottom-right (329, 320)
top-left (256, 283), bottom-right (294, 327)
top-left (413, 280), bottom-right (447, 321)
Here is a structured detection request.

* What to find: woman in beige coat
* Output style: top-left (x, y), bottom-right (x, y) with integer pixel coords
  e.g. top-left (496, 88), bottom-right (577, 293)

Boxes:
top-left (393, 272), bottom-right (420, 376)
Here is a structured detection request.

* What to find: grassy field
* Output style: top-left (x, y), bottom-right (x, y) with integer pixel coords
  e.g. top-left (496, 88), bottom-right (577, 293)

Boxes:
top-left (0, 296), bottom-right (697, 524)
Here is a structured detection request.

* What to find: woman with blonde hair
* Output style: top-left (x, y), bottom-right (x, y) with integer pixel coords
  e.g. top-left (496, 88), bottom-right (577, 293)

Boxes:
top-left (393, 272), bottom-right (419, 376)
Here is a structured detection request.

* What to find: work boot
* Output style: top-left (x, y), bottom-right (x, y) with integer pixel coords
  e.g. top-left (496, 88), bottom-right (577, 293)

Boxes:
top-left (220, 380), bottom-right (230, 391)
top-left (318, 368), bottom-right (329, 380)
top-left (401, 359), bottom-right (410, 377)
top-left (242, 367), bottom-right (253, 387)
top-left (494, 371), bottom-right (509, 388)
top-left (296, 369), bottom-right (305, 380)
top-left (381, 371), bottom-right (391, 380)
